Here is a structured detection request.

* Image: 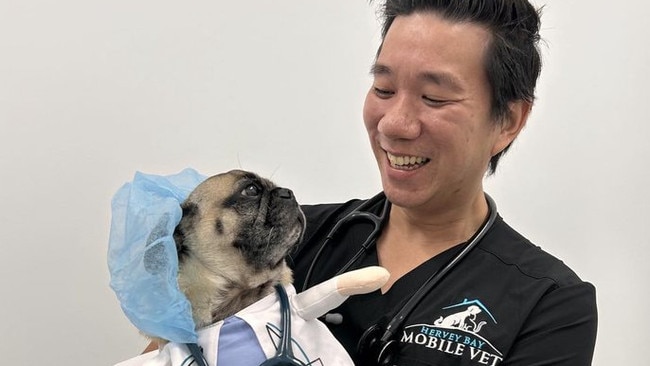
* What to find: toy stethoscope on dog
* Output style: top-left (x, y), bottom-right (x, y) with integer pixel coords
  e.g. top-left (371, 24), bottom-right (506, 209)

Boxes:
top-left (258, 285), bottom-right (308, 366)
top-left (185, 283), bottom-right (306, 366)
top-left (301, 191), bottom-right (498, 366)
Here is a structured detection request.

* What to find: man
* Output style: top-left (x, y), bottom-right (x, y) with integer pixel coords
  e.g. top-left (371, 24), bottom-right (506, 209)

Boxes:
top-left (291, 1), bottom-right (598, 365)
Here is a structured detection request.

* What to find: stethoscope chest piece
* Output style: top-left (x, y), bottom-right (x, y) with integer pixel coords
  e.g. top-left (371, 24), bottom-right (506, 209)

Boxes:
top-left (357, 323), bottom-right (397, 366)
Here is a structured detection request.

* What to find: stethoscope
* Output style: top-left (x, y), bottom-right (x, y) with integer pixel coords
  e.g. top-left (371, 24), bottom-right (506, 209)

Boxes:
top-left (301, 191), bottom-right (498, 365)
top-left (186, 283), bottom-right (305, 366)
top-left (259, 284), bottom-right (307, 366)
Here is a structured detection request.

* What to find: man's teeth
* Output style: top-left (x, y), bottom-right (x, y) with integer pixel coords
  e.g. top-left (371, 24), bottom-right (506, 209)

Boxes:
top-left (387, 152), bottom-right (430, 167)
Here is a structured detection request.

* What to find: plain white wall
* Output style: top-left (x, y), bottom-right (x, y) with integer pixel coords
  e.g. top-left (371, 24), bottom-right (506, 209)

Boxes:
top-left (0, 0), bottom-right (647, 364)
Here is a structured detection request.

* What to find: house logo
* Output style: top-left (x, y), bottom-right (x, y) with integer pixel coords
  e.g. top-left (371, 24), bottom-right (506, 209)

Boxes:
top-left (434, 298), bottom-right (496, 334)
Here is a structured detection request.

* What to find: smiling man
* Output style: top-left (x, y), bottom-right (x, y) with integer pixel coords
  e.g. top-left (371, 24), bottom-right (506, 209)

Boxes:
top-left (292, 1), bottom-right (598, 365)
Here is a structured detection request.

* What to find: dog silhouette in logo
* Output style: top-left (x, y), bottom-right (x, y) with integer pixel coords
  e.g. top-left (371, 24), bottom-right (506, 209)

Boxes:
top-left (434, 305), bottom-right (487, 333)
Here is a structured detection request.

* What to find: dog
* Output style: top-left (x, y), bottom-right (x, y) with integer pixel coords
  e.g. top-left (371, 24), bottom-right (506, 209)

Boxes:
top-left (172, 169), bottom-right (305, 329)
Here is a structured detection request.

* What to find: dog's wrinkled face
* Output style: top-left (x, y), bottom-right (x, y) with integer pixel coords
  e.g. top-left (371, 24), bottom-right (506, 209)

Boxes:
top-left (174, 169), bottom-right (305, 274)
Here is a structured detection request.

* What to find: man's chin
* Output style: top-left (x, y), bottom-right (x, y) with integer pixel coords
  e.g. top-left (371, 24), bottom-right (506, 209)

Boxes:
top-left (382, 185), bottom-right (428, 209)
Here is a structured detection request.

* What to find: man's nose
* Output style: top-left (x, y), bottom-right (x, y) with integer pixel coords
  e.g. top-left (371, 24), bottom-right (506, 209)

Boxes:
top-left (377, 95), bottom-right (421, 139)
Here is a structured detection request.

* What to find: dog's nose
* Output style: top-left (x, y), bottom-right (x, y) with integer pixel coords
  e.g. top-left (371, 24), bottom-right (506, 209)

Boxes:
top-left (274, 187), bottom-right (294, 199)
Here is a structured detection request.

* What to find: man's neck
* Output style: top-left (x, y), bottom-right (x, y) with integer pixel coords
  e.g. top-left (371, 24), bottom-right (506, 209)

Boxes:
top-left (376, 192), bottom-right (489, 293)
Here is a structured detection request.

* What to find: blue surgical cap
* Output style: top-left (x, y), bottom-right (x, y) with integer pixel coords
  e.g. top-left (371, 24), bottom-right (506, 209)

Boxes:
top-left (108, 168), bottom-right (206, 343)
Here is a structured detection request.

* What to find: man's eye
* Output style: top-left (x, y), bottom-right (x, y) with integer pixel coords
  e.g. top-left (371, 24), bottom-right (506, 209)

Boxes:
top-left (423, 95), bottom-right (450, 106)
top-left (373, 87), bottom-right (394, 98)
top-left (241, 184), bottom-right (261, 197)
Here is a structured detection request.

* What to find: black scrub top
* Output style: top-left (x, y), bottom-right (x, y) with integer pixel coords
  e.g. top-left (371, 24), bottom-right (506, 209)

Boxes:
top-left (289, 195), bottom-right (597, 366)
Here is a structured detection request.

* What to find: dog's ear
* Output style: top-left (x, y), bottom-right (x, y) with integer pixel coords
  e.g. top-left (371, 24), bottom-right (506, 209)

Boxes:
top-left (174, 202), bottom-right (198, 260)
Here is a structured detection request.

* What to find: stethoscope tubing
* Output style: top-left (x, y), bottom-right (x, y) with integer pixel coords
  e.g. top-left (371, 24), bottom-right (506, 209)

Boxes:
top-left (300, 192), bottom-right (388, 292)
top-left (258, 285), bottom-right (307, 366)
top-left (379, 193), bottom-right (498, 342)
top-left (299, 192), bottom-right (498, 365)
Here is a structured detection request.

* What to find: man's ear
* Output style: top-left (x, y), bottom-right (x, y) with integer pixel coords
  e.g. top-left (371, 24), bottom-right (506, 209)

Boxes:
top-left (491, 100), bottom-right (532, 156)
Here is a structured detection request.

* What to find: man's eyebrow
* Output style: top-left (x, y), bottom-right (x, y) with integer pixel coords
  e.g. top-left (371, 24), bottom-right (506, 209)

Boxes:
top-left (370, 63), bottom-right (464, 93)
top-left (420, 71), bottom-right (464, 93)
top-left (370, 63), bottom-right (392, 76)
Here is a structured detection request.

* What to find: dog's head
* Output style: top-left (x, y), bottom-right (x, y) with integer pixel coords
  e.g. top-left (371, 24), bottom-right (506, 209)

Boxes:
top-left (173, 170), bottom-right (305, 327)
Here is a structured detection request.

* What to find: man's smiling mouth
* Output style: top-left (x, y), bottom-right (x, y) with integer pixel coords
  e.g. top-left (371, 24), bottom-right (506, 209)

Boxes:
top-left (386, 151), bottom-right (431, 170)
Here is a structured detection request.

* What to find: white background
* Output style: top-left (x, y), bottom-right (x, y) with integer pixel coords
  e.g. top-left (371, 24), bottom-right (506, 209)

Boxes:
top-left (1, 1), bottom-right (647, 365)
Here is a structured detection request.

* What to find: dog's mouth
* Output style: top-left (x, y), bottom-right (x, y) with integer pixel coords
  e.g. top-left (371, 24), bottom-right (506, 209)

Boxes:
top-left (238, 208), bottom-right (305, 270)
top-left (247, 186), bottom-right (305, 269)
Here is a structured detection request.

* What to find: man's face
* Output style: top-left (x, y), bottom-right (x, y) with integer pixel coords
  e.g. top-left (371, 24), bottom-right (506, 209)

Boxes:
top-left (363, 12), bottom-right (514, 212)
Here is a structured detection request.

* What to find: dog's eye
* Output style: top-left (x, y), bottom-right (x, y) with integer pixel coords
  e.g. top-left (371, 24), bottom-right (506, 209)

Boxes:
top-left (241, 183), bottom-right (261, 197)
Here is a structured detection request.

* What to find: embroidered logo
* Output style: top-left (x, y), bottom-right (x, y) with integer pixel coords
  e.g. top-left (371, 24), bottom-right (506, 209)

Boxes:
top-left (401, 298), bottom-right (503, 365)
